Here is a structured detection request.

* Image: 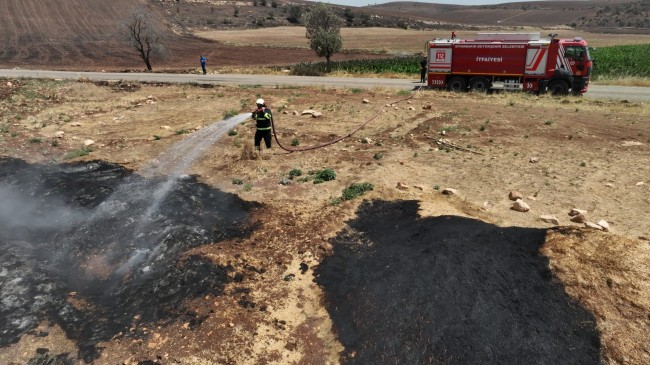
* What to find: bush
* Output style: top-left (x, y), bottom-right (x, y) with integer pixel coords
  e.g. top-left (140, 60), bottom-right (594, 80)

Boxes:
top-left (228, 129), bottom-right (238, 136)
top-left (288, 169), bottom-right (302, 179)
top-left (311, 168), bottom-right (336, 184)
top-left (232, 178), bottom-right (244, 185)
top-left (63, 146), bottom-right (93, 160)
top-left (223, 109), bottom-right (238, 119)
top-left (291, 138), bottom-right (300, 146)
top-left (341, 182), bottom-right (374, 201)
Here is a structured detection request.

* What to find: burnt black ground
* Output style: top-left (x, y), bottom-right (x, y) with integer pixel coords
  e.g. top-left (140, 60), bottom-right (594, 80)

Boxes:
top-left (0, 158), bottom-right (258, 362)
top-left (316, 200), bottom-right (600, 365)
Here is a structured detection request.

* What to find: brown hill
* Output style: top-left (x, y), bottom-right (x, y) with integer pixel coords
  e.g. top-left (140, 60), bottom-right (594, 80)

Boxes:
top-left (368, 0), bottom-right (645, 29)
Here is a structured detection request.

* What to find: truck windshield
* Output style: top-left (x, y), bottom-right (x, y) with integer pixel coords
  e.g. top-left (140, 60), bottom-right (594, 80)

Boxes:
top-left (565, 46), bottom-right (588, 61)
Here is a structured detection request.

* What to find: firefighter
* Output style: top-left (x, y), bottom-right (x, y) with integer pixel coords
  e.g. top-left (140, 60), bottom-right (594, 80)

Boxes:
top-left (251, 98), bottom-right (273, 152)
top-left (419, 57), bottom-right (427, 83)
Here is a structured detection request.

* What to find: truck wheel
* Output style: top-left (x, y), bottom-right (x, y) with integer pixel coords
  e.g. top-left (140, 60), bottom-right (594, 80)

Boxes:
top-left (547, 80), bottom-right (568, 96)
top-left (469, 77), bottom-right (491, 93)
top-left (447, 77), bottom-right (467, 92)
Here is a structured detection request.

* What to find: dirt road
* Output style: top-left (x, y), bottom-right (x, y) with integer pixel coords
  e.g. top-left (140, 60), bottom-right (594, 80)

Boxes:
top-left (1, 69), bottom-right (649, 102)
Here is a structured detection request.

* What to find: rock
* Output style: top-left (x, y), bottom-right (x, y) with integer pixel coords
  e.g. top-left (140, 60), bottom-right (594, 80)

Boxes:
top-left (570, 214), bottom-right (587, 223)
top-left (526, 195), bottom-right (537, 201)
top-left (53, 131), bottom-right (65, 138)
top-left (292, 111), bottom-right (299, 116)
top-left (396, 182), bottom-right (409, 190)
top-left (228, 322), bottom-right (234, 328)
top-left (511, 199), bottom-right (530, 212)
top-left (301, 110), bottom-right (323, 118)
top-left (440, 130), bottom-right (446, 136)
top-left (408, 107), bottom-right (415, 111)
top-left (7, 82), bottom-right (12, 87)
top-left (621, 140), bottom-right (643, 147)
top-left (508, 191), bottom-right (524, 201)
top-left (585, 222), bottom-right (603, 230)
top-left (413, 185), bottom-right (425, 191)
top-left (442, 188), bottom-right (458, 195)
top-left (529, 156), bottom-right (539, 163)
top-left (279, 178), bottom-right (291, 186)
top-left (362, 137), bottom-right (372, 144)
top-left (605, 183), bottom-right (614, 188)
top-left (540, 215), bottom-right (559, 225)
top-left (636, 181), bottom-right (645, 186)
top-left (362, 99), bottom-right (370, 104)
top-left (482, 201), bottom-right (493, 210)
top-left (70, 122), bottom-right (82, 127)
top-left (385, 103), bottom-right (392, 107)
top-left (569, 208), bottom-right (588, 216)
top-left (83, 139), bottom-right (95, 146)
top-left (282, 110), bottom-right (288, 114)
top-left (423, 104), bottom-right (432, 110)
top-left (597, 219), bottom-right (610, 232)
top-left (160, 125), bottom-right (171, 130)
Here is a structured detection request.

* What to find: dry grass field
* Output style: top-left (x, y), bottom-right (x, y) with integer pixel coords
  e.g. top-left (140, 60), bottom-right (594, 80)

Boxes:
top-left (1, 0), bottom-right (650, 364)
top-left (0, 79), bottom-right (649, 364)
top-left (196, 26), bottom-right (650, 54)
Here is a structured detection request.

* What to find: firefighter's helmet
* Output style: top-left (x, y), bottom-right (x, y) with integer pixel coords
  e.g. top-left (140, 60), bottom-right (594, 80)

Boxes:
top-left (256, 98), bottom-right (265, 105)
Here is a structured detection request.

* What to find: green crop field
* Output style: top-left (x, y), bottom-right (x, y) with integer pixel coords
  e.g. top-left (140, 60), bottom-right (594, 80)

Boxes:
top-left (590, 44), bottom-right (650, 80)
top-left (285, 44), bottom-right (650, 85)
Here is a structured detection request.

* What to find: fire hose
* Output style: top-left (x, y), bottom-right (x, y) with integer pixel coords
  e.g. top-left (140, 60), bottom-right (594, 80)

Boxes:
top-left (269, 85), bottom-right (424, 152)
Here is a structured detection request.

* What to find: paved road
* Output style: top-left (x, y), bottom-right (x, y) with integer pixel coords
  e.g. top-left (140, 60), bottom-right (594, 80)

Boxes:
top-left (1, 69), bottom-right (648, 102)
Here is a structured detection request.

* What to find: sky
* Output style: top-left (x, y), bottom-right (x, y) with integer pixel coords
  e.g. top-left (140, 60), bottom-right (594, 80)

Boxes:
top-left (312, 0), bottom-right (539, 7)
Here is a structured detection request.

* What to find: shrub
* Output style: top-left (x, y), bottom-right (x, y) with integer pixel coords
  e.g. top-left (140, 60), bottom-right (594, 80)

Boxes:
top-left (63, 146), bottom-right (93, 160)
top-left (291, 138), bottom-right (300, 146)
top-left (288, 169), bottom-right (302, 179)
top-left (228, 129), bottom-right (238, 136)
top-left (232, 178), bottom-right (244, 185)
top-left (312, 168), bottom-right (336, 184)
top-left (176, 129), bottom-right (190, 135)
top-left (223, 109), bottom-right (238, 119)
top-left (341, 182), bottom-right (374, 201)
top-left (29, 138), bottom-right (42, 143)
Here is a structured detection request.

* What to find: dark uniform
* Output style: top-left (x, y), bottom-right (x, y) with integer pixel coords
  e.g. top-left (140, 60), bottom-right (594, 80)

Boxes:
top-left (420, 57), bottom-right (427, 83)
top-left (252, 101), bottom-right (272, 150)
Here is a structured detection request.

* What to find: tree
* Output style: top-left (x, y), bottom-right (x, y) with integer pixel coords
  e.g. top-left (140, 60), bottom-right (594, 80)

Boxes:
top-left (304, 4), bottom-right (343, 68)
top-left (286, 5), bottom-right (302, 24)
top-left (119, 6), bottom-right (166, 72)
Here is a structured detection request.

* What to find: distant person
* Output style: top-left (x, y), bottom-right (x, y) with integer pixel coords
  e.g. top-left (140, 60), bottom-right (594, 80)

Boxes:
top-left (200, 55), bottom-right (207, 75)
top-left (419, 57), bottom-right (427, 83)
top-left (451, 31), bottom-right (456, 40)
top-left (251, 98), bottom-right (273, 153)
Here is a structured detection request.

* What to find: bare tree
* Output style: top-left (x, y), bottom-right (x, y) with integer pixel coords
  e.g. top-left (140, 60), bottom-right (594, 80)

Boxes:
top-left (119, 6), bottom-right (166, 72)
top-left (304, 4), bottom-right (343, 68)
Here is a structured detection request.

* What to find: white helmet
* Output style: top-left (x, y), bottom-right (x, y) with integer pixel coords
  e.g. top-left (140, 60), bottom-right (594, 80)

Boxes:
top-left (256, 98), bottom-right (265, 105)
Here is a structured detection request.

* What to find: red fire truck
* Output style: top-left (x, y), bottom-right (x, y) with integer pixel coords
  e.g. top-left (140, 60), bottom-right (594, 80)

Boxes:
top-left (426, 33), bottom-right (593, 95)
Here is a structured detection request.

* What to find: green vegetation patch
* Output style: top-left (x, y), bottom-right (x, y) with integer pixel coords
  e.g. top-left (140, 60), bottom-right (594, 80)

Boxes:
top-left (341, 182), bottom-right (374, 201)
top-left (63, 146), bottom-right (93, 160)
top-left (591, 44), bottom-right (650, 80)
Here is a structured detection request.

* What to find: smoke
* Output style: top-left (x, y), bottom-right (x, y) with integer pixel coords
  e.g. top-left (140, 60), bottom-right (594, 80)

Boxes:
top-left (0, 183), bottom-right (86, 232)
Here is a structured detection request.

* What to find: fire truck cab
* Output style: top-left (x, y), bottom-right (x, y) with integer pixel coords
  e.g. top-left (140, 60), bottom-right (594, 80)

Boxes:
top-left (426, 32), bottom-right (593, 95)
